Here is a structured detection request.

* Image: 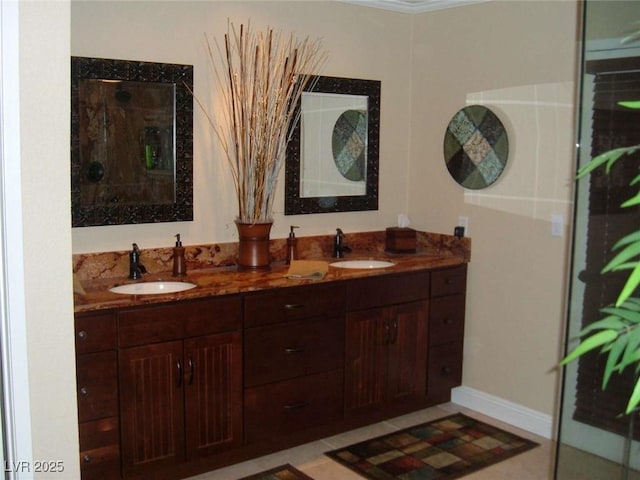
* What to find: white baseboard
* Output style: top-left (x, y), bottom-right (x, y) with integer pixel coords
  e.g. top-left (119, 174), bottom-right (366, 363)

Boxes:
top-left (451, 386), bottom-right (554, 439)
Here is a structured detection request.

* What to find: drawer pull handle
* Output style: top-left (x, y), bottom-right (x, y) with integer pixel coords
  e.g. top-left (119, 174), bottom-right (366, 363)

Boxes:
top-left (285, 347), bottom-right (306, 354)
top-left (444, 278), bottom-right (453, 284)
top-left (83, 455), bottom-right (91, 463)
top-left (284, 303), bottom-right (305, 310)
top-left (79, 387), bottom-right (89, 396)
top-left (77, 330), bottom-right (88, 340)
top-left (283, 401), bottom-right (310, 411)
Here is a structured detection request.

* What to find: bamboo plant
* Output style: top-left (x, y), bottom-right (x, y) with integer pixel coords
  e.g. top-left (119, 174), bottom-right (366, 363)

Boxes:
top-left (560, 143), bottom-right (640, 415)
top-left (196, 22), bottom-right (326, 224)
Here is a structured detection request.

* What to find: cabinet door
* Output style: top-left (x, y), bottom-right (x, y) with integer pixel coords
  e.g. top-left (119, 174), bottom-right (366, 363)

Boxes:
top-left (119, 341), bottom-right (185, 477)
top-left (344, 308), bottom-right (387, 416)
top-left (184, 332), bottom-right (242, 460)
top-left (386, 301), bottom-right (428, 403)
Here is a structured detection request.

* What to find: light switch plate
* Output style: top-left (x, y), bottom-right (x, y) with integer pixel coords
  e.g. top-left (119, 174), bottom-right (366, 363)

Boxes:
top-left (551, 214), bottom-right (564, 237)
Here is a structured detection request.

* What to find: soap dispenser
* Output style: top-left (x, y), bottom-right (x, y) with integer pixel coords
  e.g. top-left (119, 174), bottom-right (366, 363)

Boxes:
top-left (172, 234), bottom-right (187, 276)
top-left (286, 226), bottom-right (299, 264)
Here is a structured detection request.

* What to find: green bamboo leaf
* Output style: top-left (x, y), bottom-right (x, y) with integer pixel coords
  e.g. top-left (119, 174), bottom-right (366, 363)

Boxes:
top-left (612, 231), bottom-right (640, 249)
top-left (576, 147), bottom-right (633, 179)
top-left (623, 326), bottom-right (640, 363)
top-left (621, 191), bottom-right (640, 208)
top-left (619, 347), bottom-right (640, 373)
top-left (600, 306), bottom-right (640, 323)
top-left (608, 262), bottom-right (638, 272)
top-left (630, 173), bottom-right (640, 186)
top-left (617, 263), bottom-right (640, 307)
top-left (602, 242), bottom-right (640, 273)
top-left (626, 377), bottom-right (640, 414)
top-left (560, 329), bottom-right (619, 365)
top-left (623, 297), bottom-right (640, 309)
top-left (577, 316), bottom-right (627, 335)
top-left (603, 335), bottom-right (627, 388)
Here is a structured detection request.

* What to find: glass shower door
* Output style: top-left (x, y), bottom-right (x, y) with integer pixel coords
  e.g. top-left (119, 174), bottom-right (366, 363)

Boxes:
top-left (556, 1), bottom-right (640, 478)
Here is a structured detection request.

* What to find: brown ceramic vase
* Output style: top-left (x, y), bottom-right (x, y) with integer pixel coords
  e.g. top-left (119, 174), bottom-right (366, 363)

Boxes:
top-left (235, 221), bottom-right (273, 271)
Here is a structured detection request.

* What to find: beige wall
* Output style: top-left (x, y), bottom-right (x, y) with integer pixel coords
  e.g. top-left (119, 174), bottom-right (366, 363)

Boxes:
top-left (70, 1), bottom-right (414, 253)
top-left (19, 1), bottom-right (79, 476)
top-left (409, 0), bottom-right (579, 415)
top-left (17, 1), bottom-right (581, 473)
top-left (69, 0), bottom-right (579, 417)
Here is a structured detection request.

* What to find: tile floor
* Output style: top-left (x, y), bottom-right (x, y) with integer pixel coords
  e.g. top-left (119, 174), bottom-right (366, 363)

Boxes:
top-left (188, 402), bottom-right (556, 480)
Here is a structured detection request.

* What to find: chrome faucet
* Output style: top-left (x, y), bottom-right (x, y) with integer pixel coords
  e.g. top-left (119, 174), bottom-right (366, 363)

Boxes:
top-left (128, 243), bottom-right (147, 280)
top-left (333, 228), bottom-right (352, 258)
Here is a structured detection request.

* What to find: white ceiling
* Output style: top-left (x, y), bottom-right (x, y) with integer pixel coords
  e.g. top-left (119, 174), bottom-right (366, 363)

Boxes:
top-left (340, 0), bottom-right (490, 14)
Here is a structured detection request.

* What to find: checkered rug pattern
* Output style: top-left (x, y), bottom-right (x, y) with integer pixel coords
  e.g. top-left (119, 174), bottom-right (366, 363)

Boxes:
top-left (237, 464), bottom-right (313, 480)
top-left (325, 413), bottom-right (538, 480)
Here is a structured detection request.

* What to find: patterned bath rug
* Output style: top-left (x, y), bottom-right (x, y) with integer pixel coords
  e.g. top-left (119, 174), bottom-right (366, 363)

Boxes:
top-left (325, 413), bottom-right (538, 480)
top-left (237, 463), bottom-right (314, 480)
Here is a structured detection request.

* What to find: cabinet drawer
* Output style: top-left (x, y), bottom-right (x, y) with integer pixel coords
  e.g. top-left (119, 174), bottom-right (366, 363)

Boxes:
top-left (245, 316), bottom-right (344, 387)
top-left (118, 295), bottom-right (241, 347)
top-left (430, 265), bottom-right (467, 298)
top-left (75, 312), bottom-right (116, 354)
top-left (244, 284), bottom-right (345, 328)
top-left (76, 351), bottom-right (118, 422)
top-left (244, 369), bottom-right (343, 443)
top-left (346, 271), bottom-right (430, 311)
top-left (427, 341), bottom-right (463, 404)
top-left (79, 417), bottom-right (120, 479)
top-left (429, 294), bottom-right (465, 346)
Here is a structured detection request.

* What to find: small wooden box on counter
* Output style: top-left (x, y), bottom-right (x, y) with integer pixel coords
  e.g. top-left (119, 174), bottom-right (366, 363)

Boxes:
top-left (385, 227), bottom-right (417, 253)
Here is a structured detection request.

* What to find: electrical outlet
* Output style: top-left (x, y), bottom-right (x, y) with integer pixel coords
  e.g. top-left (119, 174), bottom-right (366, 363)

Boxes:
top-left (458, 216), bottom-right (469, 235)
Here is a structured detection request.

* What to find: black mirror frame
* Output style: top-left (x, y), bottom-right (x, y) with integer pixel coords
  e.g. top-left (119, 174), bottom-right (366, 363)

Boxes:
top-left (71, 56), bottom-right (193, 227)
top-left (284, 75), bottom-right (380, 215)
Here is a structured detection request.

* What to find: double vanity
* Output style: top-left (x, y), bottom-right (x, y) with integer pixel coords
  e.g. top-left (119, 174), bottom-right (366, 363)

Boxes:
top-left (73, 231), bottom-right (469, 480)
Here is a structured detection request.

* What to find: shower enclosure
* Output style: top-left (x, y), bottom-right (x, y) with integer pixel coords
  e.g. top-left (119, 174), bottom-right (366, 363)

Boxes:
top-left (556, 1), bottom-right (640, 478)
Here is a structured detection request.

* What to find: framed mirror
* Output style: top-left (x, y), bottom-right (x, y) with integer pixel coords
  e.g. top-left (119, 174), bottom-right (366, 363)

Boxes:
top-left (71, 56), bottom-right (193, 227)
top-left (285, 75), bottom-right (380, 215)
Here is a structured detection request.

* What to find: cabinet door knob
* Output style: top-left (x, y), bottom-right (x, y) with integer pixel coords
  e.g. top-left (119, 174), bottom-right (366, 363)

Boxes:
top-left (79, 387), bottom-right (89, 396)
top-left (284, 347), bottom-right (306, 354)
top-left (441, 366), bottom-right (452, 375)
top-left (390, 319), bottom-right (398, 344)
top-left (284, 303), bottom-right (304, 310)
top-left (443, 317), bottom-right (453, 325)
top-left (82, 455), bottom-right (91, 463)
top-left (187, 357), bottom-right (195, 386)
top-left (176, 359), bottom-right (183, 387)
top-left (77, 330), bottom-right (88, 340)
top-left (283, 401), bottom-right (310, 411)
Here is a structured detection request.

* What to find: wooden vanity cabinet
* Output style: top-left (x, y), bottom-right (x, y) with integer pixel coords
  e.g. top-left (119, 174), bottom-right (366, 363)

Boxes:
top-left (243, 283), bottom-right (345, 445)
top-left (344, 271), bottom-right (430, 419)
top-left (75, 310), bottom-right (120, 479)
top-left (73, 262), bottom-right (468, 479)
top-left (427, 264), bottom-right (467, 404)
top-left (117, 295), bottom-right (242, 479)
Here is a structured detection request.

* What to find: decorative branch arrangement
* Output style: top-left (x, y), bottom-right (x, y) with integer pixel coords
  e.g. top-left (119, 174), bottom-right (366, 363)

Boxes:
top-left (197, 22), bottom-right (326, 224)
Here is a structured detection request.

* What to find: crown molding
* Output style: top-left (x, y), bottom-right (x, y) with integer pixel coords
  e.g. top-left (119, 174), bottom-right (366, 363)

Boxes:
top-left (340, 0), bottom-right (491, 14)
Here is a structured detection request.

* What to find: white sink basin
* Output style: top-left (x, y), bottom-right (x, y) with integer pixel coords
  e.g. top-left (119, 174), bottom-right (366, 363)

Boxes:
top-left (329, 260), bottom-right (395, 269)
top-left (109, 281), bottom-right (197, 295)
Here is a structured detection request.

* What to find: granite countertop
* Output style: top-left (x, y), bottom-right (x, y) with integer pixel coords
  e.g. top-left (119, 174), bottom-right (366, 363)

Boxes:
top-left (74, 252), bottom-right (467, 314)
